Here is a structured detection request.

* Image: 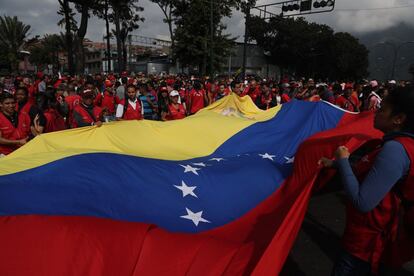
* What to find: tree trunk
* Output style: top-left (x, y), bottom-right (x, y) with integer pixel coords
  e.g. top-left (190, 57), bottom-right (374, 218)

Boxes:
top-left (122, 40), bottom-right (128, 72)
top-left (62, 0), bottom-right (74, 76)
top-left (114, 8), bottom-right (124, 73)
top-left (75, 4), bottom-right (89, 74)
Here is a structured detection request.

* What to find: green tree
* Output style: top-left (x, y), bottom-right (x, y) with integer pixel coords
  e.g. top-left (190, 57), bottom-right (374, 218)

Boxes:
top-left (0, 15), bottom-right (31, 72)
top-left (58, 0), bottom-right (76, 75)
top-left (172, 0), bottom-right (243, 75)
top-left (331, 32), bottom-right (369, 80)
top-left (107, 0), bottom-right (144, 72)
top-left (248, 15), bottom-right (368, 80)
top-left (150, 0), bottom-right (176, 49)
top-left (29, 34), bottom-right (66, 71)
top-left (57, 0), bottom-right (102, 74)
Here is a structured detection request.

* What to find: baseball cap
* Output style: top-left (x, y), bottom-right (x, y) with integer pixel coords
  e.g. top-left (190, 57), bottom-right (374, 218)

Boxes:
top-left (370, 80), bottom-right (378, 88)
top-left (81, 89), bottom-right (94, 97)
top-left (169, 90), bottom-right (180, 97)
top-left (105, 80), bottom-right (113, 88)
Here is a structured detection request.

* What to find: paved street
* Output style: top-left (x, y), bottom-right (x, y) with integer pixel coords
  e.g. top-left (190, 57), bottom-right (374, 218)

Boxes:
top-left (281, 182), bottom-right (414, 276)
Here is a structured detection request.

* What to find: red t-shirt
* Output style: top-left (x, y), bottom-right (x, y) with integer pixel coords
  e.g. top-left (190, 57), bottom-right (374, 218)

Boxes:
top-left (189, 89), bottom-right (205, 114)
top-left (94, 92), bottom-right (120, 115)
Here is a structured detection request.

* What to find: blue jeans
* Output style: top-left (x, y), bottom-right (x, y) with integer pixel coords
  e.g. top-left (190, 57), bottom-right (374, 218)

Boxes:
top-left (331, 250), bottom-right (371, 276)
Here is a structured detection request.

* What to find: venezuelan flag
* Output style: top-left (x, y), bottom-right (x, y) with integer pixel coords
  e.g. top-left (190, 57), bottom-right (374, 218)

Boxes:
top-left (0, 94), bottom-right (381, 275)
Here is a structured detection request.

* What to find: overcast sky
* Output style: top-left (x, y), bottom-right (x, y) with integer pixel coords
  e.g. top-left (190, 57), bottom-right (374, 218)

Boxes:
top-left (1, 0), bottom-right (414, 43)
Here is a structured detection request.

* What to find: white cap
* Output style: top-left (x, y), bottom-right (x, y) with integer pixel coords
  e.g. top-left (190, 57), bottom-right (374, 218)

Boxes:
top-left (169, 90), bottom-right (179, 97)
top-left (388, 80), bottom-right (396, 85)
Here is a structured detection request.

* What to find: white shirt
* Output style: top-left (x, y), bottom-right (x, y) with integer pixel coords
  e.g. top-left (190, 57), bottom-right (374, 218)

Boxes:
top-left (116, 98), bottom-right (144, 118)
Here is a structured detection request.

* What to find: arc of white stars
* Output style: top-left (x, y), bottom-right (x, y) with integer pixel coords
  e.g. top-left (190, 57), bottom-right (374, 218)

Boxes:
top-left (174, 181), bottom-right (198, 198)
top-left (284, 156), bottom-right (295, 164)
top-left (180, 208), bottom-right (211, 226)
top-left (192, 162), bottom-right (207, 167)
top-left (210, 158), bottom-right (225, 162)
top-left (179, 164), bottom-right (201, 175)
top-left (259, 153), bottom-right (276, 161)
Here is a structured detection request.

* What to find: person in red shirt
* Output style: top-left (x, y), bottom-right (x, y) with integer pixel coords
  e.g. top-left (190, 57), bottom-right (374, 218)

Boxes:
top-left (64, 84), bottom-right (81, 128)
top-left (242, 79), bottom-right (261, 103)
top-left (22, 76), bottom-right (37, 104)
top-left (15, 86), bottom-right (47, 136)
top-left (0, 93), bottom-right (30, 155)
top-left (94, 80), bottom-right (120, 117)
top-left (335, 84), bottom-right (359, 112)
top-left (256, 83), bottom-right (277, 110)
top-left (115, 84), bottom-right (143, 121)
top-left (34, 91), bottom-right (67, 134)
top-left (72, 89), bottom-right (103, 128)
top-left (188, 81), bottom-right (208, 115)
top-left (166, 90), bottom-right (186, 121)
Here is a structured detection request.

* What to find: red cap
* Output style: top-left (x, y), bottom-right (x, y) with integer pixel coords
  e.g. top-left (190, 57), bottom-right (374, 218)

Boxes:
top-left (121, 71), bottom-right (128, 77)
top-left (160, 86), bottom-right (168, 92)
top-left (36, 72), bottom-right (44, 79)
top-left (105, 80), bottom-right (113, 88)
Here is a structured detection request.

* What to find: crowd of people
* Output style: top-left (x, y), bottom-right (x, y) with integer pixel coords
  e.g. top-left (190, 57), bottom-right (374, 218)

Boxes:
top-left (1, 70), bottom-right (414, 276)
top-left (0, 71), bottom-right (408, 156)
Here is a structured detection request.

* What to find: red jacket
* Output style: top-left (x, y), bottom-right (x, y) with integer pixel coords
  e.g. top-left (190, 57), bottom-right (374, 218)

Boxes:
top-left (0, 112), bottom-right (31, 155)
top-left (343, 137), bottom-right (414, 273)
top-left (120, 99), bottom-right (143, 121)
top-left (167, 103), bottom-right (186, 120)
top-left (71, 105), bottom-right (102, 128)
top-left (44, 109), bottom-right (67, 133)
top-left (189, 89), bottom-right (206, 114)
top-left (17, 102), bottom-right (32, 116)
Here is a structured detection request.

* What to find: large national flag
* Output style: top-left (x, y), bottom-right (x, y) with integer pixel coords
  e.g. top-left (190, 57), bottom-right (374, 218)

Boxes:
top-left (0, 94), bottom-right (382, 275)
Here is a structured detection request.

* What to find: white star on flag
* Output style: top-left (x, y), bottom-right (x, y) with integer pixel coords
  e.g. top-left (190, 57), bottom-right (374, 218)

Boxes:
top-left (180, 208), bottom-right (211, 226)
top-left (259, 153), bottom-right (276, 161)
top-left (284, 156), bottom-right (295, 164)
top-left (174, 181), bottom-right (198, 198)
top-left (180, 164), bottom-right (201, 175)
top-left (210, 158), bottom-right (225, 162)
top-left (192, 162), bottom-right (207, 167)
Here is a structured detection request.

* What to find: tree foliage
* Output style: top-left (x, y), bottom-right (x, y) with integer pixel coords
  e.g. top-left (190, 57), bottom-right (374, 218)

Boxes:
top-left (172, 0), bottom-right (244, 75)
top-left (29, 34), bottom-right (66, 70)
top-left (0, 15), bottom-right (31, 72)
top-left (248, 15), bottom-right (369, 80)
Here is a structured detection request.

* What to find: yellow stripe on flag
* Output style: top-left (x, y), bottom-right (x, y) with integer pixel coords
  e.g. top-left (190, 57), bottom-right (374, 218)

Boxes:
top-left (0, 94), bottom-right (281, 176)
